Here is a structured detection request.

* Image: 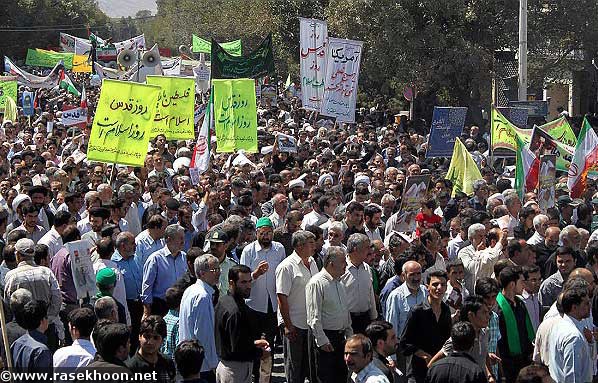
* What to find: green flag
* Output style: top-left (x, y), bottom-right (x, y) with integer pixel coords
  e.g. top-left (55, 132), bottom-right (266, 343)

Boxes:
top-left (192, 35), bottom-right (242, 56)
top-left (26, 49), bottom-right (74, 69)
top-left (446, 137), bottom-right (483, 197)
top-left (213, 79), bottom-right (257, 153)
top-left (537, 116), bottom-right (577, 147)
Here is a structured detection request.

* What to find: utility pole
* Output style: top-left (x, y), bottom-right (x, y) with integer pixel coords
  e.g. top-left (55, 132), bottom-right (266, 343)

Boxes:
top-left (518, 0), bottom-right (528, 101)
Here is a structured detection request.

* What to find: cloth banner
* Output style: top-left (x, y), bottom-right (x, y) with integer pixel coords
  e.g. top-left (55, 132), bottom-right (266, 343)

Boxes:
top-left (393, 175), bottom-right (431, 232)
top-left (425, 106), bottom-right (468, 158)
top-left (60, 33), bottom-right (92, 55)
top-left (537, 116), bottom-right (577, 148)
top-left (4, 56), bottom-right (63, 89)
top-left (113, 34), bottom-right (146, 52)
top-left (72, 54), bottom-right (92, 73)
top-left (277, 133), bottom-right (297, 153)
top-left (538, 154), bottom-right (556, 212)
top-left (146, 76), bottom-right (195, 140)
top-left (26, 49), bottom-right (74, 69)
top-left (299, 18), bottom-right (328, 111)
top-left (211, 34), bottom-right (275, 79)
top-left (61, 106), bottom-right (88, 127)
top-left (87, 79), bottom-right (161, 166)
top-left (192, 35), bottom-right (242, 56)
top-left (529, 126), bottom-right (574, 172)
top-left (0, 80), bottom-right (17, 109)
top-left (497, 107), bottom-right (528, 129)
top-left (320, 37), bottom-right (363, 123)
top-left (162, 58), bottom-right (182, 76)
top-left (212, 79), bottom-right (258, 153)
top-left (491, 106), bottom-right (531, 153)
top-left (66, 240), bottom-right (97, 299)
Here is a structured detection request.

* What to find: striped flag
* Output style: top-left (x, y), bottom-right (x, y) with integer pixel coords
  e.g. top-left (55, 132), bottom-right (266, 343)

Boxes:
top-left (568, 118), bottom-right (598, 198)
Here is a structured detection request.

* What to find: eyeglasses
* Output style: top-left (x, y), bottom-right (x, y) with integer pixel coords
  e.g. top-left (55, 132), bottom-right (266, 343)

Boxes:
top-left (207, 267), bottom-right (221, 273)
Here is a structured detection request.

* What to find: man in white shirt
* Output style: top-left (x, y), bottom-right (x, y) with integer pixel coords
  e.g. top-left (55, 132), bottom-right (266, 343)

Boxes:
top-left (276, 230), bottom-right (319, 383)
top-left (495, 193), bottom-right (521, 237)
top-left (306, 246), bottom-right (353, 383)
top-left (53, 307), bottom-right (96, 370)
top-left (341, 233), bottom-right (377, 335)
top-left (521, 265), bottom-right (542, 331)
top-left (344, 334), bottom-right (390, 383)
top-left (458, 224), bottom-right (507, 293)
top-left (268, 194), bottom-right (288, 230)
top-left (364, 205), bottom-right (383, 242)
top-left (547, 286), bottom-right (592, 383)
top-left (38, 211), bottom-right (71, 260)
top-left (240, 217), bottom-right (285, 381)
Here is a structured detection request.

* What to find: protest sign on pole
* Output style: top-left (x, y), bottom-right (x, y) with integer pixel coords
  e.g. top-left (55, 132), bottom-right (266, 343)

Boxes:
top-left (538, 154), bottom-right (556, 212)
top-left (61, 106), bottom-right (88, 127)
top-left (65, 240), bottom-right (97, 299)
top-left (0, 80), bottom-right (17, 110)
top-left (87, 79), bottom-right (161, 166)
top-left (497, 107), bottom-right (528, 129)
top-left (299, 18), bottom-right (328, 111)
top-left (146, 76), bottom-right (195, 140)
top-left (393, 175), bottom-right (431, 232)
top-left (26, 49), bottom-right (74, 69)
top-left (320, 38), bottom-right (363, 123)
top-left (22, 91), bottom-right (35, 116)
top-left (277, 133), bottom-right (297, 153)
top-left (212, 79), bottom-right (258, 153)
top-left (72, 54), bottom-right (92, 73)
top-left (425, 107), bottom-right (468, 158)
top-left (260, 84), bottom-right (277, 107)
top-left (193, 35), bottom-right (242, 56)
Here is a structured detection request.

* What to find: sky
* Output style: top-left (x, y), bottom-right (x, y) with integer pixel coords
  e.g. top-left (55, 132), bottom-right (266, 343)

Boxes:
top-left (97, 0), bottom-right (157, 18)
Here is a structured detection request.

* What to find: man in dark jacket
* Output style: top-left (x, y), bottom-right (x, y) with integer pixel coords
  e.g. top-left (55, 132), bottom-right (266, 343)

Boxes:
top-left (214, 264), bottom-right (269, 382)
top-left (425, 321), bottom-right (487, 383)
top-left (81, 323), bottom-right (132, 382)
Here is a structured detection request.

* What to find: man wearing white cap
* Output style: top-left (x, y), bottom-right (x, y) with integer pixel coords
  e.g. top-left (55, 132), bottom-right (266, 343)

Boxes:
top-left (5, 194), bottom-right (31, 236)
top-left (288, 178), bottom-right (305, 206)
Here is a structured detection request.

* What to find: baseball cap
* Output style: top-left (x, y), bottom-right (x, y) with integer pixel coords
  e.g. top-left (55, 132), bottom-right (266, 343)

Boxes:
top-left (15, 238), bottom-right (35, 256)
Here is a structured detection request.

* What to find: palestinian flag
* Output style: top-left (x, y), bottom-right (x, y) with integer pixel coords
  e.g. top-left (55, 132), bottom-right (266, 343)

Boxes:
top-left (59, 69), bottom-right (81, 97)
top-left (515, 134), bottom-right (540, 198)
top-left (568, 117), bottom-right (598, 198)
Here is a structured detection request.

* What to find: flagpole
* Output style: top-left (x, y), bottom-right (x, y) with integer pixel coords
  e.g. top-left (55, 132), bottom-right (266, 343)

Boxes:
top-left (490, 105), bottom-right (495, 170)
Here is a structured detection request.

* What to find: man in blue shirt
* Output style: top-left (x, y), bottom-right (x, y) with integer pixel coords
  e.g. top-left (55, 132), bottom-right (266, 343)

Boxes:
top-left (11, 299), bottom-right (52, 373)
top-left (141, 224), bottom-right (187, 318)
top-left (134, 214), bottom-right (167, 270)
top-left (112, 231), bottom-right (143, 355)
top-left (179, 254), bottom-right (221, 383)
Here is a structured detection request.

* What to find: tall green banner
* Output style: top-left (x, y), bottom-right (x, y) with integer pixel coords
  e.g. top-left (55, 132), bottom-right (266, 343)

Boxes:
top-left (26, 49), bottom-right (74, 69)
top-left (537, 116), bottom-right (577, 147)
top-left (146, 76), bottom-right (195, 140)
top-left (87, 79), bottom-right (161, 166)
top-left (213, 79), bottom-right (257, 153)
top-left (0, 80), bottom-right (17, 109)
top-left (192, 35), bottom-right (242, 56)
top-left (211, 34), bottom-right (275, 79)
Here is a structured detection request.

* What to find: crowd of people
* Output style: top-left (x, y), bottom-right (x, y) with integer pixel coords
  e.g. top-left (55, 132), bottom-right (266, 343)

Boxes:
top-left (0, 65), bottom-right (597, 383)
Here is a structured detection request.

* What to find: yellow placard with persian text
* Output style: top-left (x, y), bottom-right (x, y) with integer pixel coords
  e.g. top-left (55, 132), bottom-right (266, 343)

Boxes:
top-left (72, 54), bottom-right (92, 73)
top-left (87, 79), bottom-right (161, 166)
top-left (146, 75), bottom-right (195, 140)
top-left (213, 79), bottom-right (257, 153)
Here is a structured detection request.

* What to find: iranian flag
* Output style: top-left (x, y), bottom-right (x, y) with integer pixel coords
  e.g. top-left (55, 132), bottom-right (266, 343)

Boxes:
top-left (190, 92), bottom-right (212, 174)
top-left (59, 69), bottom-right (81, 97)
top-left (515, 134), bottom-right (540, 197)
top-left (568, 117), bottom-right (598, 198)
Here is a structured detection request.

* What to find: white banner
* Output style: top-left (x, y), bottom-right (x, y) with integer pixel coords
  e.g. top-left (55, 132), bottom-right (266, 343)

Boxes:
top-left (4, 56), bottom-right (62, 89)
top-left (60, 33), bottom-right (92, 55)
top-left (61, 107), bottom-right (88, 126)
top-left (319, 37), bottom-right (363, 123)
top-left (299, 18), bottom-right (328, 111)
top-left (162, 58), bottom-right (182, 76)
top-left (113, 34), bottom-right (146, 52)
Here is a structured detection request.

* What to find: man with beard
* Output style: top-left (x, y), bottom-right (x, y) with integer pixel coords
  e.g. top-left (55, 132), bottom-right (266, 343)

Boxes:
top-left (543, 225), bottom-right (586, 278)
top-left (10, 203), bottom-right (47, 243)
top-left (81, 207), bottom-right (110, 247)
top-left (535, 226), bottom-right (560, 279)
top-left (177, 204), bottom-right (196, 252)
top-left (240, 217), bottom-right (285, 381)
top-left (28, 185), bottom-right (54, 231)
top-left (215, 264), bottom-right (270, 382)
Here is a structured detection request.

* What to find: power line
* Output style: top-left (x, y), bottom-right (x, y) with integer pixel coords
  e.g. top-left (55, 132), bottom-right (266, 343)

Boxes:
top-left (0, 25), bottom-right (109, 32)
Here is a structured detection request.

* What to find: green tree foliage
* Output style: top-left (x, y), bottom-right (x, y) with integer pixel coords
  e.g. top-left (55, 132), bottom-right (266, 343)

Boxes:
top-left (2, 0), bottom-right (110, 58)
